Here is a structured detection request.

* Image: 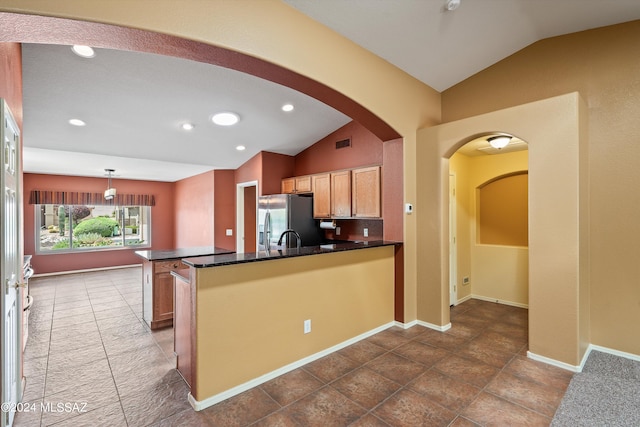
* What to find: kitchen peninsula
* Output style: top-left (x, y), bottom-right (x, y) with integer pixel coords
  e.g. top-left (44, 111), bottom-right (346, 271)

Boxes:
top-left (135, 247), bottom-right (234, 329)
top-left (174, 241), bottom-right (399, 410)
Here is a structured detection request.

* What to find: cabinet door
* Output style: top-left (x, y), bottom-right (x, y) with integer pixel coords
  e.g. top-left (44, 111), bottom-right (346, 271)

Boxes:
top-left (154, 271), bottom-right (175, 322)
top-left (295, 176), bottom-right (312, 193)
top-left (331, 171), bottom-right (352, 218)
top-left (281, 178), bottom-right (295, 194)
top-left (312, 174), bottom-right (331, 218)
top-left (352, 166), bottom-right (381, 218)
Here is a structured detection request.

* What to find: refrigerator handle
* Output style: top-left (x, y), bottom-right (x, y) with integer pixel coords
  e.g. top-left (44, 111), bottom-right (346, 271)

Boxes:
top-left (264, 211), bottom-right (271, 251)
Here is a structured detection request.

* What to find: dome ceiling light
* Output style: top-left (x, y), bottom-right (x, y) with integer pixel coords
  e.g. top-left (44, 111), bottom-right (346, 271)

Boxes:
top-left (68, 118), bottom-right (86, 127)
top-left (211, 112), bottom-right (240, 126)
top-left (488, 135), bottom-right (511, 149)
top-left (71, 45), bottom-right (96, 58)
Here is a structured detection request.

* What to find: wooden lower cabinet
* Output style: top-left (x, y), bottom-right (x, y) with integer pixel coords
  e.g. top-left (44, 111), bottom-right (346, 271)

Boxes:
top-left (173, 271), bottom-right (193, 387)
top-left (142, 259), bottom-right (187, 330)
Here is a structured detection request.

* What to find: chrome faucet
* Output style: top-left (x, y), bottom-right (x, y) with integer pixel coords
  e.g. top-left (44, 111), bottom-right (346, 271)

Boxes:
top-left (277, 229), bottom-right (302, 249)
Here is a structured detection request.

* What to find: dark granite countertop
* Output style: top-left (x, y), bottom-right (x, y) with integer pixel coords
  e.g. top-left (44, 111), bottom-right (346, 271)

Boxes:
top-left (135, 246), bottom-right (235, 261)
top-left (181, 240), bottom-right (400, 268)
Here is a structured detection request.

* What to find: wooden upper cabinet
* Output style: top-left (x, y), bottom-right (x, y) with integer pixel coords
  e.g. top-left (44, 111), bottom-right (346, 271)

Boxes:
top-left (295, 176), bottom-right (312, 193)
top-left (281, 177), bottom-right (295, 194)
top-left (352, 166), bottom-right (381, 218)
top-left (312, 174), bottom-right (331, 218)
top-left (331, 170), bottom-right (351, 218)
top-left (281, 175), bottom-right (312, 194)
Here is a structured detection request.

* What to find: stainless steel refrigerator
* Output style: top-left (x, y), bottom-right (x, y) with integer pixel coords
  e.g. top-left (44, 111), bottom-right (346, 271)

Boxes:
top-left (258, 194), bottom-right (323, 250)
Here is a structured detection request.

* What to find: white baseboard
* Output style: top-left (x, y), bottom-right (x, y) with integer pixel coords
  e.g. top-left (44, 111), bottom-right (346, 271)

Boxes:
top-left (527, 351), bottom-right (582, 372)
top-left (417, 320), bottom-right (451, 332)
top-left (394, 320), bottom-right (418, 329)
top-left (394, 319), bottom-right (451, 332)
top-left (189, 321), bottom-right (395, 411)
top-left (581, 344), bottom-right (640, 368)
top-left (529, 343), bottom-right (640, 373)
top-left (32, 264), bottom-right (140, 277)
top-left (471, 294), bottom-right (528, 309)
top-left (453, 294), bottom-right (472, 305)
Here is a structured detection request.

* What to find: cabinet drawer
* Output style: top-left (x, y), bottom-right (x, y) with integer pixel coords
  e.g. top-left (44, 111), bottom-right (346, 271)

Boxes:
top-left (154, 260), bottom-right (183, 273)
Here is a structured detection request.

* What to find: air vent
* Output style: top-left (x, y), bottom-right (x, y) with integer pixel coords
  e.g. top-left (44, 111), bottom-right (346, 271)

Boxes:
top-left (335, 138), bottom-right (351, 149)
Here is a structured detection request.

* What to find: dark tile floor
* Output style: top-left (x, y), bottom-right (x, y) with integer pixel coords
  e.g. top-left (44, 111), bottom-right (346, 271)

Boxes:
top-left (16, 267), bottom-right (574, 426)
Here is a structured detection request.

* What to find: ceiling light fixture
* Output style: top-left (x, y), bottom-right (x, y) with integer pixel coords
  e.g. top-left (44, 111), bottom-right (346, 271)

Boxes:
top-left (181, 123), bottom-right (195, 131)
top-left (104, 169), bottom-right (117, 200)
top-left (211, 112), bottom-right (240, 126)
top-left (488, 135), bottom-right (512, 149)
top-left (68, 119), bottom-right (86, 127)
top-left (445, 0), bottom-right (460, 11)
top-left (282, 104), bottom-right (294, 112)
top-left (71, 45), bottom-right (96, 58)
top-left (236, 145), bottom-right (246, 151)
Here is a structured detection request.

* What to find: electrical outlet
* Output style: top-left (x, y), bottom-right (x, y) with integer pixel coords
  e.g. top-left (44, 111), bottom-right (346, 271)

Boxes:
top-left (462, 276), bottom-right (470, 285)
top-left (363, 228), bottom-right (369, 237)
top-left (304, 319), bottom-right (311, 334)
top-left (336, 226), bottom-right (341, 236)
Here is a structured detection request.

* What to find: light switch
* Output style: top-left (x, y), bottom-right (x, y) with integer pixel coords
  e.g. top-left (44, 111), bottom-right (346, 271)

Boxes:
top-left (226, 229), bottom-right (233, 236)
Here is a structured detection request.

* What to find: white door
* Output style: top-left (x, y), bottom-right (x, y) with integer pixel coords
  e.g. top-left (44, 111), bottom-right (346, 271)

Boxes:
top-left (449, 174), bottom-right (457, 306)
top-left (1, 100), bottom-right (22, 427)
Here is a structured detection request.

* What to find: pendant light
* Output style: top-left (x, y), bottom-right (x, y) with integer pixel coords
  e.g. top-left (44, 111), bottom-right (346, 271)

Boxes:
top-left (104, 169), bottom-right (116, 200)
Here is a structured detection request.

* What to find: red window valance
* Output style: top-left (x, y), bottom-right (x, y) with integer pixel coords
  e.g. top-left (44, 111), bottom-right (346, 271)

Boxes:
top-left (29, 190), bottom-right (155, 206)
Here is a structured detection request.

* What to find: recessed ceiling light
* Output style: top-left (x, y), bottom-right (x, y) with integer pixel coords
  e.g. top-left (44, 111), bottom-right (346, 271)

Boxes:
top-left (282, 104), bottom-right (294, 112)
top-left (181, 123), bottom-right (195, 131)
top-left (236, 145), bottom-right (246, 151)
top-left (71, 45), bottom-right (96, 58)
top-left (68, 118), bottom-right (86, 127)
top-left (211, 112), bottom-right (240, 126)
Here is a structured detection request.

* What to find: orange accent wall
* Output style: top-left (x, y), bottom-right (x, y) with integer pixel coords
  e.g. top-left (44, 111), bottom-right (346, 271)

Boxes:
top-left (0, 42), bottom-right (23, 129)
top-left (294, 121), bottom-right (383, 175)
top-left (383, 138), bottom-right (403, 241)
top-left (213, 170), bottom-right (235, 251)
top-left (234, 151), bottom-right (294, 196)
top-left (261, 152), bottom-right (295, 195)
top-left (23, 173), bottom-right (175, 274)
top-left (174, 170), bottom-right (214, 248)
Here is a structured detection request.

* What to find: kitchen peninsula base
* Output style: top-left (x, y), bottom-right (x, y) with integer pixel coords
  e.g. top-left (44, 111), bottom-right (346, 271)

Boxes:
top-left (135, 247), bottom-right (234, 330)
top-left (178, 242), bottom-right (398, 410)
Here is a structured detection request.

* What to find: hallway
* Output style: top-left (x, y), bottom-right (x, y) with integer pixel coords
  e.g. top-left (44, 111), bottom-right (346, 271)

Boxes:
top-left (15, 267), bottom-right (573, 426)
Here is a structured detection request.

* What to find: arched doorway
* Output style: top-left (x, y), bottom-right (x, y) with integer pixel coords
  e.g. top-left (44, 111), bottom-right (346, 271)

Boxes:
top-left (417, 93), bottom-right (589, 369)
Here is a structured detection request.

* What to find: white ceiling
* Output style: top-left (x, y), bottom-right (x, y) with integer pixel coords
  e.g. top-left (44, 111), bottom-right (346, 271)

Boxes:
top-left (20, 1), bottom-right (640, 181)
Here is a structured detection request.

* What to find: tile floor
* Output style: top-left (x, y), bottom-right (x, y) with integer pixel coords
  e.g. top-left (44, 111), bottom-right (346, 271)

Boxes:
top-left (16, 267), bottom-right (574, 426)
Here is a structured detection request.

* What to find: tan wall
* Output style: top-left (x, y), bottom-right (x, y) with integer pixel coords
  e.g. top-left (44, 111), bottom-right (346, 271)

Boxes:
top-left (443, 21), bottom-right (639, 356)
top-left (418, 93), bottom-right (589, 366)
top-left (193, 246), bottom-right (395, 401)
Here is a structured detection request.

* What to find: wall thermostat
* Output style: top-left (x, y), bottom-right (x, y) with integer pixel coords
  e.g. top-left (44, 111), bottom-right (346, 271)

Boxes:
top-left (405, 203), bottom-right (413, 214)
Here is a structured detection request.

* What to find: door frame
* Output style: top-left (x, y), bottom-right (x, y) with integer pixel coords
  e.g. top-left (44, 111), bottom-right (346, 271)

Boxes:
top-left (1, 99), bottom-right (23, 427)
top-left (235, 180), bottom-right (258, 254)
top-left (449, 173), bottom-right (457, 306)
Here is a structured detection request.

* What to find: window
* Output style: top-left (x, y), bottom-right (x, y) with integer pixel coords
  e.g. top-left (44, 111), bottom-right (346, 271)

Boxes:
top-left (36, 204), bottom-right (151, 253)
